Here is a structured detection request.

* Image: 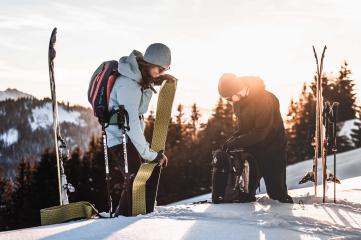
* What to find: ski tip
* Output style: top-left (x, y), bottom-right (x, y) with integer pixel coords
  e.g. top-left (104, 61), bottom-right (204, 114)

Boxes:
top-left (51, 27), bottom-right (57, 35)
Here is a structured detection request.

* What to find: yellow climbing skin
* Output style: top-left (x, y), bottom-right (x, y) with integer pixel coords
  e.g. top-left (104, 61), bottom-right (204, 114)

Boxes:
top-left (132, 80), bottom-right (177, 216)
top-left (40, 201), bottom-right (98, 225)
top-left (151, 80), bottom-right (177, 152)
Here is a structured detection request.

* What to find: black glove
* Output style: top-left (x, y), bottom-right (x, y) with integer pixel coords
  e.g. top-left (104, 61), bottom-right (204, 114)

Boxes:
top-left (154, 74), bottom-right (177, 85)
top-left (153, 151), bottom-right (168, 167)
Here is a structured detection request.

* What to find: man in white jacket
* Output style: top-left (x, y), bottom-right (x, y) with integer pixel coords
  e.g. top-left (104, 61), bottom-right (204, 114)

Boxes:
top-left (106, 43), bottom-right (176, 216)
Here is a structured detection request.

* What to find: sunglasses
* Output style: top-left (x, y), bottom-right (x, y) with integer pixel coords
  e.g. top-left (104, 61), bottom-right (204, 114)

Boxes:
top-left (225, 95), bottom-right (240, 102)
top-left (225, 88), bottom-right (249, 102)
top-left (158, 66), bottom-right (170, 73)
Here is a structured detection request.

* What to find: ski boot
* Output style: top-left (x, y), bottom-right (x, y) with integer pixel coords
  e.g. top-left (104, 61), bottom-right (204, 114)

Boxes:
top-left (299, 171), bottom-right (315, 184)
top-left (326, 170), bottom-right (341, 184)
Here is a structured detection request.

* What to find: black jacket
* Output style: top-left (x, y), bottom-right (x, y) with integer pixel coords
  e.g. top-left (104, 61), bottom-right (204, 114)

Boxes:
top-left (229, 79), bottom-right (286, 154)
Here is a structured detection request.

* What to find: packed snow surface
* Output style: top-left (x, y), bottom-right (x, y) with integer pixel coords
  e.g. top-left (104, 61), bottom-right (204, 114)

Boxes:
top-left (1, 148), bottom-right (361, 240)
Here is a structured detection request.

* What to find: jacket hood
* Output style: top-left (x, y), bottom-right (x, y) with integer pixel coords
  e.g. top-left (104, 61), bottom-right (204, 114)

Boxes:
top-left (118, 50), bottom-right (143, 83)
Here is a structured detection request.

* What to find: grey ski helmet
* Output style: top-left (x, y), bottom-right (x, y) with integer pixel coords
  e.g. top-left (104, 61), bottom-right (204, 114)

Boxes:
top-left (144, 43), bottom-right (171, 69)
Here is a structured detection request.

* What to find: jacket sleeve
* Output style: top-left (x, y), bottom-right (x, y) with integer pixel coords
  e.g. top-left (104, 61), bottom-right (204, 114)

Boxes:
top-left (230, 96), bottom-right (274, 148)
top-left (115, 80), bottom-right (158, 161)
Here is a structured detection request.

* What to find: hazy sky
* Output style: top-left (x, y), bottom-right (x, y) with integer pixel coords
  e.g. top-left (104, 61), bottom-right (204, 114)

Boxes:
top-left (1, 0), bottom-right (361, 118)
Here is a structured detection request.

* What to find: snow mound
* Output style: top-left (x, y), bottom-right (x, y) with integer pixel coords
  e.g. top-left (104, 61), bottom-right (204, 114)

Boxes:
top-left (0, 128), bottom-right (19, 146)
top-left (29, 103), bottom-right (85, 131)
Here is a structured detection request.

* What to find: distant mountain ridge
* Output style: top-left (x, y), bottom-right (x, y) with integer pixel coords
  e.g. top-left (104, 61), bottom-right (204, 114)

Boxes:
top-left (0, 88), bottom-right (33, 102)
top-left (0, 89), bottom-right (100, 177)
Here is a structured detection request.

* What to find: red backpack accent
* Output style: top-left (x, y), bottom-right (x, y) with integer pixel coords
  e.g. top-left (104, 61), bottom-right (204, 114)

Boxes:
top-left (88, 60), bottom-right (119, 125)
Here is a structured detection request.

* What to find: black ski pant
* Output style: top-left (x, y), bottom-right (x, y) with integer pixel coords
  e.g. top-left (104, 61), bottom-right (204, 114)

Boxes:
top-left (108, 140), bottom-right (142, 215)
top-left (252, 148), bottom-right (288, 200)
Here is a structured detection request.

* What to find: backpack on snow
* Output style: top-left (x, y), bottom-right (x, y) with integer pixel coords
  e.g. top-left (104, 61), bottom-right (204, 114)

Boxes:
top-left (88, 60), bottom-right (119, 125)
top-left (211, 148), bottom-right (260, 203)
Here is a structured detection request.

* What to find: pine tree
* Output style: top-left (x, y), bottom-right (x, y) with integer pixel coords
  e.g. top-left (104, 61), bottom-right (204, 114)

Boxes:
top-left (65, 147), bottom-right (82, 202)
top-left (0, 177), bottom-right (14, 231)
top-left (81, 136), bottom-right (107, 211)
top-left (31, 151), bottom-right (59, 224)
top-left (350, 108), bottom-right (361, 148)
top-left (331, 61), bottom-right (357, 122)
top-left (12, 159), bottom-right (37, 228)
top-left (285, 83), bottom-right (316, 163)
top-left (190, 103), bottom-right (201, 141)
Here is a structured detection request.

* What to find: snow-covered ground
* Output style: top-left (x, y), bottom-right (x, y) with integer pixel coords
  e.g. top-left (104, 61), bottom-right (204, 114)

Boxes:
top-left (29, 102), bottom-right (86, 131)
top-left (339, 119), bottom-right (359, 144)
top-left (0, 128), bottom-right (19, 146)
top-left (1, 148), bottom-right (361, 240)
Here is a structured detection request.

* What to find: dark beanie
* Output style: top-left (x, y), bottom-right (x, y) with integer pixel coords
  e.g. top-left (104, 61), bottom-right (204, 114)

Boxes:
top-left (218, 74), bottom-right (265, 98)
top-left (218, 73), bottom-right (245, 98)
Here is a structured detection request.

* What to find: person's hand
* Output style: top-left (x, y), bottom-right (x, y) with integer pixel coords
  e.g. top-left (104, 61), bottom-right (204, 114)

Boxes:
top-left (162, 74), bottom-right (177, 83)
top-left (155, 74), bottom-right (177, 85)
top-left (153, 151), bottom-right (168, 167)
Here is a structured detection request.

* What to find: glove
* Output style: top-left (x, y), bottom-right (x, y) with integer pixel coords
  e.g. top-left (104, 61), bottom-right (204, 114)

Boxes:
top-left (153, 151), bottom-right (168, 167)
top-left (154, 74), bottom-right (177, 85)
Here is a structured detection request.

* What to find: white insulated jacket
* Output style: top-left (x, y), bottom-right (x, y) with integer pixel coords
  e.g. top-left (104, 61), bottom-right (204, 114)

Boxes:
top-left (105, 50), bottom-right (158, 161)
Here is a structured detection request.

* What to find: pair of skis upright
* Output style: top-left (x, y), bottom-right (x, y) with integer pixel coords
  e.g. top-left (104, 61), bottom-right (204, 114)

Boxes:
top-left (299, 46), bottom-right (340, 203)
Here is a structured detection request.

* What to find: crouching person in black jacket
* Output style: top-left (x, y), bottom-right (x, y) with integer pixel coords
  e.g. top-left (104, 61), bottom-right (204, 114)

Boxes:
top-left (218, 73), bottom-right (293, 203)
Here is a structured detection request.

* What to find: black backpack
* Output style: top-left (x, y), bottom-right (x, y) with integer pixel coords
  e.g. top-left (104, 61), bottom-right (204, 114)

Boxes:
top-left (211, 149), bottom-right (260, 203)
top-left (88, 60), bottom-right (119, 125)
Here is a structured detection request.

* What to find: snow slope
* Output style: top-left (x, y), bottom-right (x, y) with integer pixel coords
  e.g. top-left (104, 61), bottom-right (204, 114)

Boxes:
top-left (339, 119), bottom-right (359, 144)
top-left (1, 148), bottom-right (361, 240)
top-left (29, 102), bottom-right (86, 131)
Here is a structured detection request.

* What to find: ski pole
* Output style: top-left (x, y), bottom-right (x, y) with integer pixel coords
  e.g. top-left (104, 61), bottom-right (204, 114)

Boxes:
top-left (117, 105), bottom-right (130, 215)
top-left (101, 125), bottom-right (113, 217)
top-left (117, 105), bottom-right (130, 174)
top-left (331, 102), bottom-right (339, 203)
top-left (97, 105), bottom-right (114, 217)
top-left (323, 102), bottom-right (331, 203)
